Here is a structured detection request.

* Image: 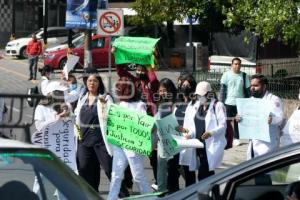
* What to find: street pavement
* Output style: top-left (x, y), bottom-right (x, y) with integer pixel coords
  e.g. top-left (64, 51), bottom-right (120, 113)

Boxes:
top-left (0, 52), bottom-right (248, 198)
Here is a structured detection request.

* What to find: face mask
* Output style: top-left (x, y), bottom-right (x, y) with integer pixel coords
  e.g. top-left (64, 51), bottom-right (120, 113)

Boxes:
top-left (251, 90), bottom-right (263, 98)
top-left (198, 96), bottom-right (207, 104)
top-left (69, 84), bottom-right (77, 91)
top-left (180, 87), bottom-right (192, 96)
top-left (136, 73), bottom-right (147, 80)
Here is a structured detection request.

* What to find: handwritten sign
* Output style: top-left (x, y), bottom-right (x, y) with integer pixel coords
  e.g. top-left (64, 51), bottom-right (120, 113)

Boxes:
top-left (112, 36), bottom-right (160, 65)
top-left (281, 109), bottom-right (300, 147)
top-left (236, 98), bottom-right (271, 142)
top-left (32, 120), bottom-right (77, 171)
top-left (156, 114), bottom-right (180, 158)
top-left (107, 104), bottom-right (154, 156)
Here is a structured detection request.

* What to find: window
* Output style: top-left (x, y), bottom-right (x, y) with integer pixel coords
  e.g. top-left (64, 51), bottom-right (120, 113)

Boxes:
top-left (91, 38), bottom-right (105, 49)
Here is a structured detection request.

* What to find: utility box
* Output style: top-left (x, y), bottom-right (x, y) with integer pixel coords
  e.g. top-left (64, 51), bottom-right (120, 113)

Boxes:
top-left (186, 42), bottom-right (208, 71)
top-left (185, 43), bottom-right (195, 71)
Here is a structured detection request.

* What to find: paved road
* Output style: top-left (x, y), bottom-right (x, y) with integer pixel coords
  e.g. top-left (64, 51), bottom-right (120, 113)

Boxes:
top-left (0, 52), bottom-right (247, 198)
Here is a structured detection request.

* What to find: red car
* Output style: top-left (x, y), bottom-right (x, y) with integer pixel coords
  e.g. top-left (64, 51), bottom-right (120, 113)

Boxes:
top-left (44, 35), bottom-right (115, 69)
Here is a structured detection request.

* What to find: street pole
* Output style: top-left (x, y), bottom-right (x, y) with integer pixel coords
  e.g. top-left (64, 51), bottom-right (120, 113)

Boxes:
top-left (98, 0), bottom-right (111, 93)
top-left (10, 0), bottom-right (16, 41)
top-left (43, 0), bottom-right (48, 49)
top-left (84, 30), bottom-right (92, 68)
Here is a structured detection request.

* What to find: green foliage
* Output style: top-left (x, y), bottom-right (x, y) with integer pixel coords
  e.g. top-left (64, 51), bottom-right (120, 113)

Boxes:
top-left (222, 0), bottom-right (300, 45)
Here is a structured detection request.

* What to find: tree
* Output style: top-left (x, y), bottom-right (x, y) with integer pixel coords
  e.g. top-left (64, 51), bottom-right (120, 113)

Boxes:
top-left (221, 0), bottom-right (300, 45)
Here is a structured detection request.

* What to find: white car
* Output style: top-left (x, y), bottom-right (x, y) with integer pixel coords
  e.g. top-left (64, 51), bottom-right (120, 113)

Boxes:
top-left (44, 32), bottom-right (85, 54)
top-left (5, 27), bottom-right (73, 59)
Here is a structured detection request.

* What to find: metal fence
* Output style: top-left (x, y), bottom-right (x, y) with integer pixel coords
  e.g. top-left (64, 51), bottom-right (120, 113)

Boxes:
top-left (192, 70), bottom-right (300, 99)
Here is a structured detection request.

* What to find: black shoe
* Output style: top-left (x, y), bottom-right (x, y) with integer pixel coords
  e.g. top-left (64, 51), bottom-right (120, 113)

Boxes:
top-left (28, 77), bottom-right (33, 81)
top-left (32, 78), bottom-right (36, 80)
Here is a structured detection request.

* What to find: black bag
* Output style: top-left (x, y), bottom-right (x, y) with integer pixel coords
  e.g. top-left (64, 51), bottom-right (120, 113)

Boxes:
top-left (27, 86), bottom-right (39, 107)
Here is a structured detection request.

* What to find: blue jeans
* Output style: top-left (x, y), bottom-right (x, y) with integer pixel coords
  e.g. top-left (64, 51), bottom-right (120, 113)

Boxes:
top-left (28, 56), bottom-right (38, 79)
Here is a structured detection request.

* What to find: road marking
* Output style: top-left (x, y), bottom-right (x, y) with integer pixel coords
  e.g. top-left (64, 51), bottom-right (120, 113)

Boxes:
top-left (0, 65), bottom-right (27, 78)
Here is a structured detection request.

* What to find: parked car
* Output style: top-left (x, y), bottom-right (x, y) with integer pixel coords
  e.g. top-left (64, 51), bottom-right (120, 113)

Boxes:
top-left (44, 34), bottom-right (115, 69)
top-left (0, 93), bottom-right (100, 200)
top-left (5, 27), bottom-right (74, 59)
top-left (131, 142), bottom-right (300, 200)
top-left (44, 32), bottom-right (85, 54)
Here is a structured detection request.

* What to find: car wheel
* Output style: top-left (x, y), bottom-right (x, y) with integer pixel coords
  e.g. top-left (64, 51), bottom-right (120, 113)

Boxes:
top-left (18, 46), bottom-right (28, 59)
top-left (59, 58), bottom-right (67, 69)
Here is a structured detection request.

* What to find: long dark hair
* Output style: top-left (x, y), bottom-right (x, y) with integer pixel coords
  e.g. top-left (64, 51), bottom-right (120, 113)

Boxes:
top-left (159, 78), bottom-right (177, 103)
top-left (83, 68), bottom-right (105, 95)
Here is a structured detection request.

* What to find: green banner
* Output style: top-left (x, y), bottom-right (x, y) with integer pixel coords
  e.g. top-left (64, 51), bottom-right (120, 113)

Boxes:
top-left (107, 104), bottom-right (155, 156)
top-left (112, 36), bottom-right (160, 65)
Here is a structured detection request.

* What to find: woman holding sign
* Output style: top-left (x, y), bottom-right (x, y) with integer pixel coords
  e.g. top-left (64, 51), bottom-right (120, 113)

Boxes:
top-left (107, 76), bottom-right (152, 200)
top-left (179, 81), bottom-right (227, 181)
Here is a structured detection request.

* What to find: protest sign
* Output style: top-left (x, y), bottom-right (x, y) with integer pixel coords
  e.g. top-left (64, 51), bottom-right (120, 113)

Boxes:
top-left (112, 36), bottom-right (160, 65)
top-left (281, 109), bottom-right (300, 147)
top-left (107, 104), bottom-right (154, 156)
top-left (156, 114), bottom-right (204, 158)
top-left (63, 54), bottom-right (79, 80)
top-left (236, 98), bottom-right (271, 142)
top-left (34, 120), bottom-right (77, 171)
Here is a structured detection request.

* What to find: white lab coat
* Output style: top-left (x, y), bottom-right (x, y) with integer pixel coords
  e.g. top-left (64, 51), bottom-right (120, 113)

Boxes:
top-left (180, 98), bottom-right (227, 171)
top-left (247, 91), bottom-right (284, 159)
top-left (74, 92), bottom-right (113, 155)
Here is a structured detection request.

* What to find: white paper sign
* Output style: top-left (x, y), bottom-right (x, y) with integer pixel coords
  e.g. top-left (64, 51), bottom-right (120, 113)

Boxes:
top-left (173, 135), bottom-right (204, 148)
top-left (63, 54), bottom-right (79, 80)
top-left (281, 109), bottom-right (300, 147)
top-left (33, 120), bottom-right (77, 171)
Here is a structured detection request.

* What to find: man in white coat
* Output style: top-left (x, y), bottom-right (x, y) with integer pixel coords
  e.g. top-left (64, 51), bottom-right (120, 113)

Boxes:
top-left (246, 74), bottom-right (284, 159)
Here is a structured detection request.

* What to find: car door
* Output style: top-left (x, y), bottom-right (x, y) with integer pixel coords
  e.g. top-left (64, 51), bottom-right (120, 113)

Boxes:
top-left (91, 37), bottom-right (108, 68)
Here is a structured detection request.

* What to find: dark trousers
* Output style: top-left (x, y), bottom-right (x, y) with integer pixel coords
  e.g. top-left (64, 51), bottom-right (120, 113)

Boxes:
top-left (182, 165), bottom-right (196, 187)
top-left (225, 104), bottom-right (239, 139)
top-left (197, 148), bottom-right (215, 181)
top-left (77, 142), bottom-right (129, 197)
top-left (167, 154), bottom-right (180, 194)
top-left (149, 150), bottom-right (157, 183)
top-left (28, 56), bottom-right (38, 79)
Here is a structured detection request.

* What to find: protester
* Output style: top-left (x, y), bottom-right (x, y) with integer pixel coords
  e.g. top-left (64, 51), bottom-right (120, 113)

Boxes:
top-left (107, 76), bottom-right (152, 200)
top-left (156, 78), bottom-right (180, 194)
top-left (39, 65), bottom-right (53, 95)
top-left (220, 57), bottom-right (250, 146)
top-left (64, 74), bottom-right (83, 110)
top-left (34, 81), bottom-right (73, 200)
top-left (74, 69), bottom-right (129, 197)
top-left (26, 34), bottom-right (42, 81)
top-left (174, 73), bottom-right (197, 186)
top-left (179, 81), bottom-right (227, 181)
top-left (238, 74), bottom-right (283, 159)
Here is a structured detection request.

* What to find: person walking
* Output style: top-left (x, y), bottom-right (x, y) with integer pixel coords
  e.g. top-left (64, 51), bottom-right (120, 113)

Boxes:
top-left (26, 34), bottom-right (42, 81)
top-left (179, 81), bottom-right (227, 181)
top-left (107, 76), bottom-right (152, 200)
top-left (220, 57), bottom-right (250, 146)
top-left (241, 74), bottom-right (284, 159)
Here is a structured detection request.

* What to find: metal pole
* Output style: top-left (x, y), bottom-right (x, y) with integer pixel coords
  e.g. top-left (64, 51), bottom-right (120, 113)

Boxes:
top-left (84, 29), bottom-right (92, 68)
top-left (10, 0), bottom-right (16, 41)
top-left (108, 37), bottom-right (112, 93)
top-left (43, 0), bottom-right (48, 48)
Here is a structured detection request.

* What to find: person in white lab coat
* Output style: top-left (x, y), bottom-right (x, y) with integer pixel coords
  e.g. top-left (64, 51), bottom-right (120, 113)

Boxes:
top-left (179, 81), bottom-right (227, 181)
top-left (243, 74), bottom-right (284, 159)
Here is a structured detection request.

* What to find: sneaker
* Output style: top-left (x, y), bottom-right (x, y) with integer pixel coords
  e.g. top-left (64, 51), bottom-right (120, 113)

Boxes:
top-left (151, 183), bottom-right (158, 191)
top-left (233, 139), bottom-right (240, 146)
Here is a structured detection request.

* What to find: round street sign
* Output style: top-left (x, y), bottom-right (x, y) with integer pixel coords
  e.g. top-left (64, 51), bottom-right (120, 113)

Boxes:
top-left (97, 9), bottom-right (124, 36)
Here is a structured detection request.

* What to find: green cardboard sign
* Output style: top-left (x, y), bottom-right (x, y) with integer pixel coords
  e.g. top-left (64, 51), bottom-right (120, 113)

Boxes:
top-left (107, 104), bottom-right (154, 156)
top-left (112, 36), bottom-right (160, 65)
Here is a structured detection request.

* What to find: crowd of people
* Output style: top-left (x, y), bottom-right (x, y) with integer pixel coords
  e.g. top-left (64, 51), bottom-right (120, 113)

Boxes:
top-left (18, 54), bottom-right (299, 200)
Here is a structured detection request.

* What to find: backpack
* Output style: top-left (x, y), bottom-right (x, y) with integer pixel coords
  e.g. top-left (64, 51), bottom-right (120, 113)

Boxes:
top-left (213, 100), bottom-right (234, 149)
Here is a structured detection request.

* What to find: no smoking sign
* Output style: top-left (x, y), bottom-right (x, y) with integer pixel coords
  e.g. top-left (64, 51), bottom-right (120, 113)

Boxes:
top-left (97, 9), bottom-right (124, 36)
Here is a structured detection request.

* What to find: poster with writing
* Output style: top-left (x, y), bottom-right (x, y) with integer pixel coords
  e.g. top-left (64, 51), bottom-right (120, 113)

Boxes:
top-left (33, 120), bottom-right (77, 171)
top-left (281, 109), bottom-right (300, 147)
top-left (112, 36), bottom-right (160, 65)
top-left (107, 104), bottom-right (154, 156)
top-left (236, 98), bottom-right (271, 142)
top-left (63, 54), bottom-right (79, 80)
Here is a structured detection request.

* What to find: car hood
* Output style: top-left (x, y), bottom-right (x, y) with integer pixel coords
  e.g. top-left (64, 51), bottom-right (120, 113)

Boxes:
top-left (45, 44), bottom-right (68, 53)
top-left (7, 38), bottom-right (31, 45)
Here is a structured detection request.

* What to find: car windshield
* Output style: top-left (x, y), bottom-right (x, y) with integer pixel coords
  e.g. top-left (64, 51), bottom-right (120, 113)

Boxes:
top-left (60, 33), bottom-right (83, 45)
top-left (27, 29), bottom-right (42, 38)
top-left (0, 149), bottom-right (99, 200)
